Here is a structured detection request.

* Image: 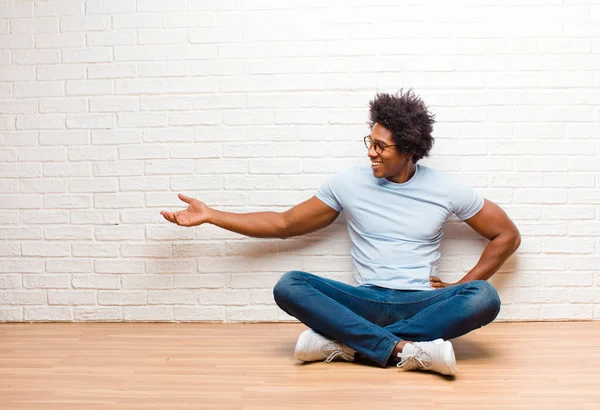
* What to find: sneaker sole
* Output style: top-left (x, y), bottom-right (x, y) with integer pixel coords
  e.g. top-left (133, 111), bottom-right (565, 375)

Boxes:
top-left (441, 341), bottom-right (457, 376)
top-left (294, 330), bottom-right (313, 362)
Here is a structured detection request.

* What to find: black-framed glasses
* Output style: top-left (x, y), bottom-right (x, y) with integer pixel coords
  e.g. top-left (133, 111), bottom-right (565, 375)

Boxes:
top-left (364, 135), bottom-right (397, 154)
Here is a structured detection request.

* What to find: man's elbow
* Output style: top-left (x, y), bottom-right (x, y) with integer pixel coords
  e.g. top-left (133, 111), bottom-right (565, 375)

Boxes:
top-left (508, 228), bottom-right (521, 253)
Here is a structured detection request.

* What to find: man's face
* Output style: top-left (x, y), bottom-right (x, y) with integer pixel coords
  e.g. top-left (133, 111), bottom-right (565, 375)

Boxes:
top-left (368, 123), bottom-right (413, 181)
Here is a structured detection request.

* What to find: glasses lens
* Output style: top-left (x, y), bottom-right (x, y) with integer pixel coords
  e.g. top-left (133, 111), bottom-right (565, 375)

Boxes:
top-left (364, 136), bottom-right (383, 153)
top-left (374, 142), bottom-right (383, 153)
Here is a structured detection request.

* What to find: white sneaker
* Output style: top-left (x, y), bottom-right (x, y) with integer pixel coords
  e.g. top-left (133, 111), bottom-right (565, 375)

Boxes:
top-left (397, 339), bottom-right (457, 376)
top-left (294, 330), bottom-right (355, 363)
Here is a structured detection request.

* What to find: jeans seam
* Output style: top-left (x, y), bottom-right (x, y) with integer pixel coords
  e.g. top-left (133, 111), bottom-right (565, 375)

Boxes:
top-left (387, 285), bottom-right (464, 305)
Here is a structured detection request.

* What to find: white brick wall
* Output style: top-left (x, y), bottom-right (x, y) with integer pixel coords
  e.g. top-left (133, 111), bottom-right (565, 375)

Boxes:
top-left (1, 0), bottom-right (599, 323)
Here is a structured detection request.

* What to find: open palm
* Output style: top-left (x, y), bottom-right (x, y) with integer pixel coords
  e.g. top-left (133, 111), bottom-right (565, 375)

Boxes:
top-left (160, 194), bottom-right (209, 227)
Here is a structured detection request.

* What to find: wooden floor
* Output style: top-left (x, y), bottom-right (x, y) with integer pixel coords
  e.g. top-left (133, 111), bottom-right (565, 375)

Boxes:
top-left (1, 322), bottom-right (599, 410)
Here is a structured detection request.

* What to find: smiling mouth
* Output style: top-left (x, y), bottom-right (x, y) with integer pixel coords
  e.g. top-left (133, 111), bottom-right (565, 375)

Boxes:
top-left (371, 161), bottom-right (383, 168)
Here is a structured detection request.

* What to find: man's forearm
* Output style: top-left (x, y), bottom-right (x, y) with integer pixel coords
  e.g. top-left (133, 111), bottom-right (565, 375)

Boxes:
top-left (207, 208), bottom-right (286, 239)
top-left (459, 232), bottom-right (521, 283)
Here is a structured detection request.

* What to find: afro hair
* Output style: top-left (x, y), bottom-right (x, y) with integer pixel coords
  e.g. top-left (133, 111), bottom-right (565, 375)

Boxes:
top-left (368, 90), bottom-right (435, 163)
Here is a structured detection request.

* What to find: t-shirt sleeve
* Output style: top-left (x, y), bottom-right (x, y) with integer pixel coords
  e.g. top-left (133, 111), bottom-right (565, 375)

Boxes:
top-left (315, 175), bottom-right (343, 212)
top-left (449, 179), bottom-right (484, 220)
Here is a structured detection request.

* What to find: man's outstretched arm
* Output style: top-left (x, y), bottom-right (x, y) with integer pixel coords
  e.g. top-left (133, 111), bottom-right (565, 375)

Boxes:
top-left (160, 194), bottom-right (340, 239)
top-left (430, 199), bottom-right (521, 288)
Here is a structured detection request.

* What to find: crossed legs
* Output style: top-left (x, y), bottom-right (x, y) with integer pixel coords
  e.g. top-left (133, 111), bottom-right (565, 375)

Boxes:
top-left (273, 270), bottom-right (501, 367)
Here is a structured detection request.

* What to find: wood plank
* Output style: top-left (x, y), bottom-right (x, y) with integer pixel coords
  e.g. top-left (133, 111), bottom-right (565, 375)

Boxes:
top-left (1, 322), bottom-right (599, 409)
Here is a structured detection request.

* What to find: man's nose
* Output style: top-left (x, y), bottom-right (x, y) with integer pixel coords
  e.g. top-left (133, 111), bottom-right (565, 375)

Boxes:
top-left (367, 145), bottom-right (378, 157)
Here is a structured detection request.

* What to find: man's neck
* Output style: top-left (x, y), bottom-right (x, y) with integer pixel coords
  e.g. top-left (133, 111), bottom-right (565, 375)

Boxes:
top-left (387, 162), bottom-right (417, 184)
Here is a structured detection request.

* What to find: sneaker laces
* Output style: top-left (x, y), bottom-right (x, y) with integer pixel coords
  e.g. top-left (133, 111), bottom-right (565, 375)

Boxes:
top-left (322, 341), bottom-right (354, 363)
top-left (397, 345), bottom-right (431, 370)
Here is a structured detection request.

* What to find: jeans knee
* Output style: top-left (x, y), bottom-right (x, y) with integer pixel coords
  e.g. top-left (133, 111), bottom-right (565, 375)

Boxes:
top-left (273, 270), bottom-right (304, 309)
top-left (465, 280), bottom-right (501, 323)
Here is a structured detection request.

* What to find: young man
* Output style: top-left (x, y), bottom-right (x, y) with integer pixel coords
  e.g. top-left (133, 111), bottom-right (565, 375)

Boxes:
top-left (161, 90), bottom-right (521, 376)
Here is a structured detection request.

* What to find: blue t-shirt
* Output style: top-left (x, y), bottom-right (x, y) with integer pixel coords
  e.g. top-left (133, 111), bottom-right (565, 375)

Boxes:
top-left (315, 164), bottom-right (484, 291)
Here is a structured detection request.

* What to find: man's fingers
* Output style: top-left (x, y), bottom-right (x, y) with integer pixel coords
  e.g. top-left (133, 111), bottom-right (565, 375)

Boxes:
top-left (174, 212), bottom-right (184, 226)
top-left (178, 193), bottom-right (194, 204)
top-left (160, 211), bottom-right (176, 224)
top-left (429, 276), bottom-right (445, 289)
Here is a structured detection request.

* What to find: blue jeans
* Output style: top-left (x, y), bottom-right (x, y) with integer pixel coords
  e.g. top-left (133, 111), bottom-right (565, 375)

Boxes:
top-left (273, 270), bottom-right (501, 367)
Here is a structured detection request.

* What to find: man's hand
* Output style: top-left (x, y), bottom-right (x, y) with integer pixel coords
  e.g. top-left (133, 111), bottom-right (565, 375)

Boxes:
top-left (429, 276), bottom-right (459, 289)
top-left (160, 194), bottom-right (209, 227)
